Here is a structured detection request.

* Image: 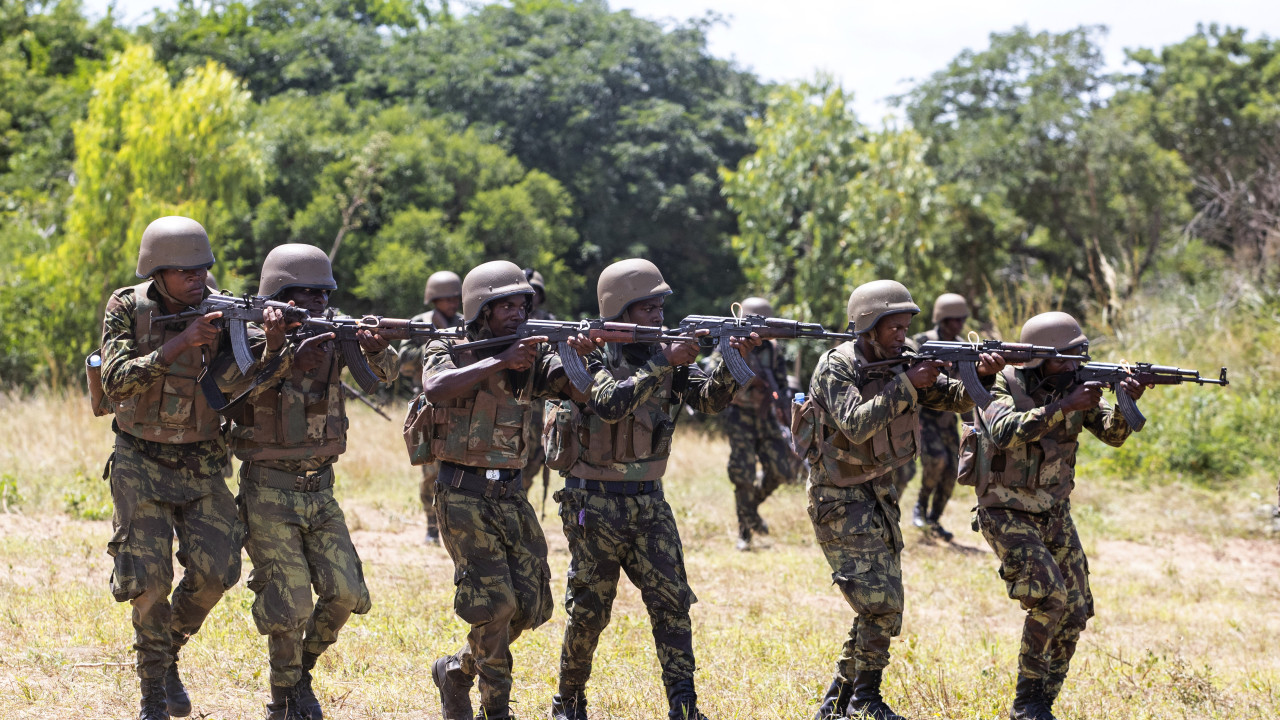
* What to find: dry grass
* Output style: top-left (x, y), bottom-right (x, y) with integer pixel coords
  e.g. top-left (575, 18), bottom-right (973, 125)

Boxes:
top-left (0, 388), bottom-right (1277, 719)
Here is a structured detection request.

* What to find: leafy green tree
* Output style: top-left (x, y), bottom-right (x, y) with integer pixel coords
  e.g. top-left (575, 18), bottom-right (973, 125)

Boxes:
top-left (722, 80), bottom-right (953, 331)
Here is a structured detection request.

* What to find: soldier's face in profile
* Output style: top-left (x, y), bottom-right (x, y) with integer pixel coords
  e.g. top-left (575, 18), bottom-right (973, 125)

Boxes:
top-left (434, 295), bottom-right (461, 319)
top-left (622, 296), bottom-right (665, 327)
top-left (157, 267), bottom-right (209, 307)
top-left (281, 287), bottom-right (331, 314)
top-left (870, 312), bottom-right (913, 356)
top-left (486, 294), bottom-right (530, 336)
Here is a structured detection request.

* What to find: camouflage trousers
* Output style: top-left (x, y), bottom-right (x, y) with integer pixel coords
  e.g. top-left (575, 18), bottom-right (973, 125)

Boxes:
top-left (239, 468), bottom-right (371, 688)
top-left (724, 405), bottom-right (795, 541)
top-left (106, 435), bottom-right (243, 679)
top-left (913, 411), bottom-right (959, 519)
top-left (807, 482), bottom-right (904, 675)
top-left (554, 486), bottom-right (698, 693)
top-left (977, 501), bottom-right (1093, 686)
top-left (420, 461), bottom-right (441, 534)
top-left (437, 481), bottom-right (553, 715)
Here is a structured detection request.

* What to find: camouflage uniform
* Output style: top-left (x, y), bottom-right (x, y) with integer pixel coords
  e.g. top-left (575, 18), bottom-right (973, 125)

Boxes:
top-left (553, 343), bottom-right (739, 708)
top-left (975, 367), bottom-right (1131, 698)
top-left (422, 338), bottom-right (573, 718)
top-left (398, 308), bottom-right (465, 537)
top-left (803, 341), bottom-right (978, 678)
top-left (908, 328), bottom-right (964, 523)
top-left (522, 307), bottom-right (557, 497)
top-left (100, 281), bottom-right (246, 680)
top-left (218, 332), bottom-right (397, 690)
top-left (715, 341), bottom-right (794, 543)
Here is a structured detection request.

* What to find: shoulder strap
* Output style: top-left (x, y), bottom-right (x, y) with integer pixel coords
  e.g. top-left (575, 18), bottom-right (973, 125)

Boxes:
top-left (1003, 367), bottom-right (1036, 412)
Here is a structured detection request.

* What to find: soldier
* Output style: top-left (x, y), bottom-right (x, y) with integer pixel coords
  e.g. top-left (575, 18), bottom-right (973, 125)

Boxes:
top-left (98, 216), bottom-right (245, 720)
top-left (216, 244), bottom-right (396, 720)
top-left (966, 312), bottom-right (1142, 720)
top-left (521, 267), bottom-right (555, 500)
top-left (548, 259), bottom-right (758, 720)
top-left (798, 280), bottom-right (1003, 720)
top-left (420, 261), bottom-right (590, 720)
top-left (398, 270), bottom-right (464, 545)
top-left (908, 292), bottom-right (972, 541)
top-left (714, 296), bottom-right (794, 551)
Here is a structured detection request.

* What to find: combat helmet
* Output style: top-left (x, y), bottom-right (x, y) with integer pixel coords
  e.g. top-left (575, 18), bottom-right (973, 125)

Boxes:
top-left (932, 293), bottom-right (970, 323)
top-left (598, 259), bottom-right (672, 320)
top-left (524, 268), bottom-right (547, 303)
top-left (424, 271), bottom-right (462, 305)
top-left (741, 296), bottom-right (774, 317)
top-left (846, 280), bottom-right (920, 334)
top-left (135, 216), bottom-right (215, 278)
top-left (462, 260), bottom-right (534, 324)
top-left (1019, 311), bottom-right (1087, 369)
top-left (258, 244), bottom-right (337, 298)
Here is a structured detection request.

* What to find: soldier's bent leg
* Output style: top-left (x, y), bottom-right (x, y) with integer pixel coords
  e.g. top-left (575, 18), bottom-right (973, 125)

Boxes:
top-left (623, 493), bottom-right (698, 689)
top-left (170, 481), bottom-right (241, 648)
top-left (922, 425), bottom-right (960, 522)
top-left (240, 482), bottom-right (315, 688)
top-left (978, 507), bottom-right (1069, 679)
top-left (300, 492), bottom-right (372, 659)
top-left (826, 531), bottom-right (903, 676)
top-left (557, 489), bottom-right (626, 692)
top-left (724, 407), bottom-right (760, 541)
top-left (1044, 504), bottom-right (1094, 701)
top-left (420, 462), bottom-right (440, 539)
top-left (108, 443), bottom-right (181, 680)
top-left (755, 414), bottom-right (793, 518)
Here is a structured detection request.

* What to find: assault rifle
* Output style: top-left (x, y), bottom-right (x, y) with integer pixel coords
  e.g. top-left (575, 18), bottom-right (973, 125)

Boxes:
top-left (152, 293), bottom-right (312, 374)
top-left (298, 313), bottom-right (466, 394)
top-left (862, 339), bottom-right (1092, 409)
top-left (675, 314), bottom-right (854, 386)
top-left (340, 381), bottom-right (392, 421)
top-left (452, 319), bottom-right (688, 392)
top-left (1074, 362), bottom-right (1229, 432)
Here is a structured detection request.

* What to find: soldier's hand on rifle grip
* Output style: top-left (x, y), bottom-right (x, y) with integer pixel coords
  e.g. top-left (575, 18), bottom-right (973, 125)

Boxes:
top-left (1062, 381), bottom-right (1104, 412)
top-left (1119, 376), bottom-right (1148, 401)
top-left (566, 334), bottom-right (601, 358)
top-left (164, 311), bottom-right (222, 363)
top-left (262, 303), bottom-right (299, 352)
top-left (905, 359), bottom-right (947, 388)
top-left (356, 328), bottom-right (390, 353)
top-left (663, 329), bottom-right (707, 367)
top-left (295, 332), bottom-right (335, 373)
top-left (728, 331), bottom-right (763, 358)
top-left (499, 336), bottom-right (544, 371)
top-left (976, 352), bottom-right (1006, 376)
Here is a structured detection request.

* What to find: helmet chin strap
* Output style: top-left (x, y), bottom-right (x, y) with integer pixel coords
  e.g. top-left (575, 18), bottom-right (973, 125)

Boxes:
top-left (153, 271), bottom-right (196, 310)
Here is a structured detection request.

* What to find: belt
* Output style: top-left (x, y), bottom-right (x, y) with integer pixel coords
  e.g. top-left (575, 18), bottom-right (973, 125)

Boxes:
top-left (564, 477), bottom-right (660, 496)
top-left (438, 462), bottom-right (523, 499)
top-left (243, 463), bottom-right (335, 493)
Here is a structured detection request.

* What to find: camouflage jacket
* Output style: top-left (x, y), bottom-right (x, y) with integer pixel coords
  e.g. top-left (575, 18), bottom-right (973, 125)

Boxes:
top-left (219, 330), bottom-right (397, 474)
top-left (977, 367), bottom-right (1131, 512)
top-left (807, 341), bottom-right (977, 522)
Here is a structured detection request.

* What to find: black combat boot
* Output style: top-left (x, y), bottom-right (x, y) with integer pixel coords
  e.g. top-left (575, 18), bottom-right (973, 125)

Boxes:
top-left (265, 684), bottom-right (308, 720)
top-left (847, 669), bottom-right (905, 720)
top-left (665, 679), bottom-right (710, 720)
top-left (911, 503), bottom-right (927, 529)
top-left (813, 677), bottom-right (853, 720)
top-left (432, 655), bottom-right (474, 720)
top-left (164, 651), bottom-right (192, 717)
top-left (294, 651), bottom-right (323, 719)
top-left (1008, 675), bottom-right (1057, 720)
top-left (139, 677), bottom-right (170, 720)
top-left (1043, 673), bottom-right (1067, 713)
top-left (927, 515), bottom-right (954, 542)
top-left (550, 688), bottom-right (588, 720)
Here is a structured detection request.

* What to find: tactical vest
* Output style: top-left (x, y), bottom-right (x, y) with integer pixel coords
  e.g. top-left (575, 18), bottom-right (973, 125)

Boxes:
top-left (426, 347), bottom-right (538, 469)
top-left (112, 281), bottom-right (223, 444)
top-left (566, 352), bottom-right (680, 482)
top-left (812, 343), bottom-right (920, 486)
top-left (230, 346), bottom-right (346, 461)
top-left (963, 367), bottom-right (1082, 490)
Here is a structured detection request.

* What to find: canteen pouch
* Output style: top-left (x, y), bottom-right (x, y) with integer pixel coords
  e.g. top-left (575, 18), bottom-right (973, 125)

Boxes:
top-left (403, 394), bottom-right (435, 466)
top-left (542, 399), bottom-right (582, 472)
top-left (86, 350), bottom-right (112, 417)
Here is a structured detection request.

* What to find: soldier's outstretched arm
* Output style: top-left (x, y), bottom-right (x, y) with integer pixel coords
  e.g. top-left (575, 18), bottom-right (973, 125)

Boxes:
top-left (584, 348), bottom-right (676, 422)
top-left (1082, 397), bottom-right (1133, 447)
top-left (917, 375), bottom-right (978, 414)
top-left (812, 350), bottom-right (915, 445)
top-left (984, 373), bottom-right (1071, 450)
top-left (682, 357), bottom-right (740, 415)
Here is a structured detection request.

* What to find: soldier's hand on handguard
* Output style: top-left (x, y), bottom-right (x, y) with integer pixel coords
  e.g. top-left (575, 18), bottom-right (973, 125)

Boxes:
top-left (728, 331), bottom-right (763, 358)
top-left (976, 352), bottom-right (1006, 376)
top-left (499, 336), bottom-right (544, 372)
top-left (566, 334), bottom-right (602, 358)
top-left (261, 303), bottom-right (300, 352)
top-left (905, 359), bottom-right (947, 389)
top-left (1061, 381), bottom-right (1104, 412)
top-left (1119, 376), bottom-right (1148, 401)
top-left (663, 329), bottom-right (707, 367)
top-left (356, 328), bottom-right (390, 353)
